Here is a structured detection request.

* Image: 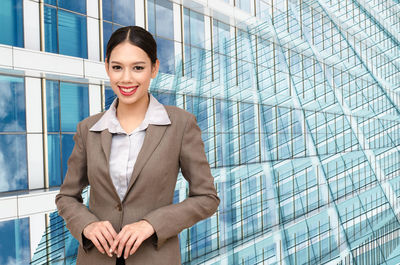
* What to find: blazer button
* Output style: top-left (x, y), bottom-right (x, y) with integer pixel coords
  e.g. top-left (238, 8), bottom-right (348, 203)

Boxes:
top-left (116, 204), bottom-right (122, 211)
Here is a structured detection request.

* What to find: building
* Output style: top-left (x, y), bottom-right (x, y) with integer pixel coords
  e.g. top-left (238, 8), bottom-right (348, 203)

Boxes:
top-left (1, 0), bottom-right (400, 264)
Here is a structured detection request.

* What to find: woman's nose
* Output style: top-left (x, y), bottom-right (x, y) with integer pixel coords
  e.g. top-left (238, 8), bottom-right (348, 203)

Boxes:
top-left (121, 69), bottom-right (133, 82)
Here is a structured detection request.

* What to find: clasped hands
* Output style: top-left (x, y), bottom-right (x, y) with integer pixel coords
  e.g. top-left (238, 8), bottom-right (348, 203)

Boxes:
top-left (83, 220), bottom-right (155, 259)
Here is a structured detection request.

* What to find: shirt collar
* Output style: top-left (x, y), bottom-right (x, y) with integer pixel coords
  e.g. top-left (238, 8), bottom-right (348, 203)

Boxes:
top-left (89, 93), bottom-right (171, 134)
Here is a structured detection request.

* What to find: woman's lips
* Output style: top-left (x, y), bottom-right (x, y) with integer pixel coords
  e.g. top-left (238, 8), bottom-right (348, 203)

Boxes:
top-left (118, 85), bottom-right (138, 96)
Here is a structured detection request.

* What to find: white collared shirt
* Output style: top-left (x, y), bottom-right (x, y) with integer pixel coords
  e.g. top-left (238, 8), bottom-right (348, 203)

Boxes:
top-left (89, 93), bottom-right (171, 201)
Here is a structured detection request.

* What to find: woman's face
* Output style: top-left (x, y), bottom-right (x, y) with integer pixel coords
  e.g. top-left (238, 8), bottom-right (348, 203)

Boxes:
top-left (105, 41), bottom-right (159, 108)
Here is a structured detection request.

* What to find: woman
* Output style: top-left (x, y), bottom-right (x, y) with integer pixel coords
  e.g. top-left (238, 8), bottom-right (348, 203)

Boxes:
top-left (55, 26), bottom-right (220, 265)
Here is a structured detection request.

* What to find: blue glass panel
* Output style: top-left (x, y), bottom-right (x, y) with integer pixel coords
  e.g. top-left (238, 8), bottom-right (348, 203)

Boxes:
top-left (44, 6), bottom-right (58, 54)
top-left (0, 218), bottom-right (30, 264)
top-left (48, 134), bottom-right (62, 187)
top-left (62, 134), bottom-right (74, 181)
top-left (105, 86), bottom-right (116, 110)
top-left (0, 75), bottom-right (25, 132)
top-left (213, 19), bottom-right (230, 54)
top-left (155, 0), bottom-right (173, 39)
top-left (152, 90), bottom-right (176, 106)
top-left (147, 0), bottom-right (156, 36)
top-left (58, 10), bottom-right (87, 58)
top-left (46, 80), bottom-right (60, 132)
top-left (113, 0), bottom-right (135, 26)
top-left (44, 0), bottom-right (57, 5)
top-left (102, 0), bottom-right (112, 21)
top-left (60, 82), bottom-right (89, 132)
top-left (48, 213), bottom-right (65, 260)
top-left (103, 21), bottom-right (113, 60)
top-left (59, 0), bottom-right (86, 14)
top-left (156, 37), bottom-right (175, 74)
top-left (0, 0), bottom-right (23, 47)
top-left (0, 135), bottom-right (27, 192)
top-left (183, 8), bottom-right (190, 45)
top-left (237, 0), bottom-right (251, 13)
top-left (190, 10), bottom-right (204, 48)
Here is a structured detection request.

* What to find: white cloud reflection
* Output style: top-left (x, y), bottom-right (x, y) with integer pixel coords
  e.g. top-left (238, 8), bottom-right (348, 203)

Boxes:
top-left (0, 81), bottom-right (12, 120)
top-left (0, 135), bottom-right (27, 192)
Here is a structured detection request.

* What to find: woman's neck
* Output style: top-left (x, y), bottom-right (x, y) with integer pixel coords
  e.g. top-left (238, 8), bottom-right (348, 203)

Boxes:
top-left (115, 93), bottom-right (150, 121)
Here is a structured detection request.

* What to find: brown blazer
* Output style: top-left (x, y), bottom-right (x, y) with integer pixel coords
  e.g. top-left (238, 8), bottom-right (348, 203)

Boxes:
top-left (55, 104), bottom-right (220, 265)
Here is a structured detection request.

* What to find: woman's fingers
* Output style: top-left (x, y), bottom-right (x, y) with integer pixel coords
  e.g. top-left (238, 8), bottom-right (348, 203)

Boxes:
top-left (83, 221), bottom-right (116, 256)
top-left (116, 231), bottom-right (131, 258)
top-left (128, 236), bottom-right (144, 258)
top-left (105, 221), bottom-right (118, 239)
top-left (90, 236), bottom-right (106, 254)
top-left (111, 220), bottom-right (155, 259)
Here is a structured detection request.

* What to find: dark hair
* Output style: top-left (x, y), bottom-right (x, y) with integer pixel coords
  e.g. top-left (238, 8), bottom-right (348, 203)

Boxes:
top-left (105, 26), bottom-right (157, 65)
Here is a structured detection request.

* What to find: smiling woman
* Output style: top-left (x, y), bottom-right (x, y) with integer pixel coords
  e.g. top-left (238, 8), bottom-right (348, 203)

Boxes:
top-left (55, 26), bottom-right (220, 265)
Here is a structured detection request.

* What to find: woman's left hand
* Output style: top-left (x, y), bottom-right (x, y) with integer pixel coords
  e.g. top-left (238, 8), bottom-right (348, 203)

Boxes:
top-left (110, 220), bottom-right (155, 259)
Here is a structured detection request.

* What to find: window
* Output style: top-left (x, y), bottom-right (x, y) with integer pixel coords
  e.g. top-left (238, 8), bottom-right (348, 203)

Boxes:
top-left (0, 75), bottom-right (27, 192)
top-left (184, 8), bottom-right (206, 78)
top-left (147, 0), bottom-right (173, 40)
top-left (47, 80), bottom-right (89, 186)
top-left (0, 0), bottom-right (23, 47)
top-left (0, 218), bottom-right (30, 264)
top-left (44, 1), bottom-right (88, 58)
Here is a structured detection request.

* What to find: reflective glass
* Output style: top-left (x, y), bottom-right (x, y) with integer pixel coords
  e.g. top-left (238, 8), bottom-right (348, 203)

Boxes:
top-left (184, 8), bottom-right (205, 48)
top-left (62, 134), bottom-right (74, 181)
top-left (213, 19), bottom-right (230, 55)
top-left (156, 37), bottom-right (175, 74)
top-left (152, 90), bottom-right (176, 106)
top-left (44, 0), bottom-right (57, 5)
top-left (189, 10), bottom-right (204, 48)
top-left (113, 0), bottom-right (135, 26)
top-left (147, 0), bottom-right (156, 36)
top-left (0, 218), bottom-right (30, 264)
top-left (46, 80), bottom-right (60, 132)
top-left (155, 0), bottom-right (173, 39)
top-left (103, 21), bottom-right (113, 60)
top-left (44, 6), bottom-right (58, 54)
top-left (0, 75), bottom-right (25, 132)
top-left (60, 82), bottom-right (89, 132)
top-left (58, 10), bottom-right (88, 58)
top-left (183, 8), bottom-right (190, 45)
top-left (0, 0), bottom-right (23, 47)
top-left (237, 0), bottom-right (251, 13)
top-left (105, 86), bottom-right (116, 110)
top-left (102, 0), bottom-right (112, 21)
top-left (59, 0), bottom-right (86, 14)
top-left (0, 134), bottom-right (27, 192)
top-left (48, 134), bottom-right (61, 187)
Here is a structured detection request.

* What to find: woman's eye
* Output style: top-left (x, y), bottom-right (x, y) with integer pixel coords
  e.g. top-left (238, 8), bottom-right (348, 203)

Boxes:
top-left (112, 65), bottom-right (122, 70)
top-left (134, 66), bottom-right (144, 70)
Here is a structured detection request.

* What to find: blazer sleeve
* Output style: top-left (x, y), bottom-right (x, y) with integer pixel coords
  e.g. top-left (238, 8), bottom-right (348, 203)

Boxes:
top-left (55, 121), bottom-right (100, 251)
top-left (142, 113), bottom-right (220, 249)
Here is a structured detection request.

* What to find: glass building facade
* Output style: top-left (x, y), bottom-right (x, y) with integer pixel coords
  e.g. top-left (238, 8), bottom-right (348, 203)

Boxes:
top-left (1, 0), bottom-right (400, 264)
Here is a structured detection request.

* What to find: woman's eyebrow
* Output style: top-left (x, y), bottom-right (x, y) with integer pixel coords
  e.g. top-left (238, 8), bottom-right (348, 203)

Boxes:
top-left (110, 60), bottom-right (146, 64)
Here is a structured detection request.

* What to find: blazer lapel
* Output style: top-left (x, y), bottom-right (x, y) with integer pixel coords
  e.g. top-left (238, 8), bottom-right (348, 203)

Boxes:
top-left (100, 129), bottom-right (121, 201)
top-left (124, 124), bottom-right (168, 199)
top-left (101, 129), bottom-right (112, 164)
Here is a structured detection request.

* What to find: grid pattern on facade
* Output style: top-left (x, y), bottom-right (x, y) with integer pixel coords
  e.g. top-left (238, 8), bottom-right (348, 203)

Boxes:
top-left (1, 0), bottom-right (400, 264)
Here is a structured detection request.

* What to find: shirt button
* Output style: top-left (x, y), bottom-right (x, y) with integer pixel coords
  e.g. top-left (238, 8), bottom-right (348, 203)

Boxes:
top-left (116, 204), bottom-right (122, 211)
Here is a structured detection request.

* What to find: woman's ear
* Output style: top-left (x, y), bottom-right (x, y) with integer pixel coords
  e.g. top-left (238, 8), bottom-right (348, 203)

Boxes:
top-left (104, 58), bottom-right (110, 76)
top-left (151, 59), bottom-right (160, 79)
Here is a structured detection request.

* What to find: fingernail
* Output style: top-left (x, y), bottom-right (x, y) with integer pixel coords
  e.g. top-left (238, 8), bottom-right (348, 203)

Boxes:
top-left (109, 248), bottom-right (113, 253)
top-left (124, 256), bottom-right (127, 259)
top-left (117, 254), bottom-right (120, 258)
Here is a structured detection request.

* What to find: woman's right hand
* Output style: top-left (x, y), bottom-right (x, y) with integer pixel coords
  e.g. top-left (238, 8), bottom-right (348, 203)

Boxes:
top-left (83, 221), bottom-right (118, 257)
